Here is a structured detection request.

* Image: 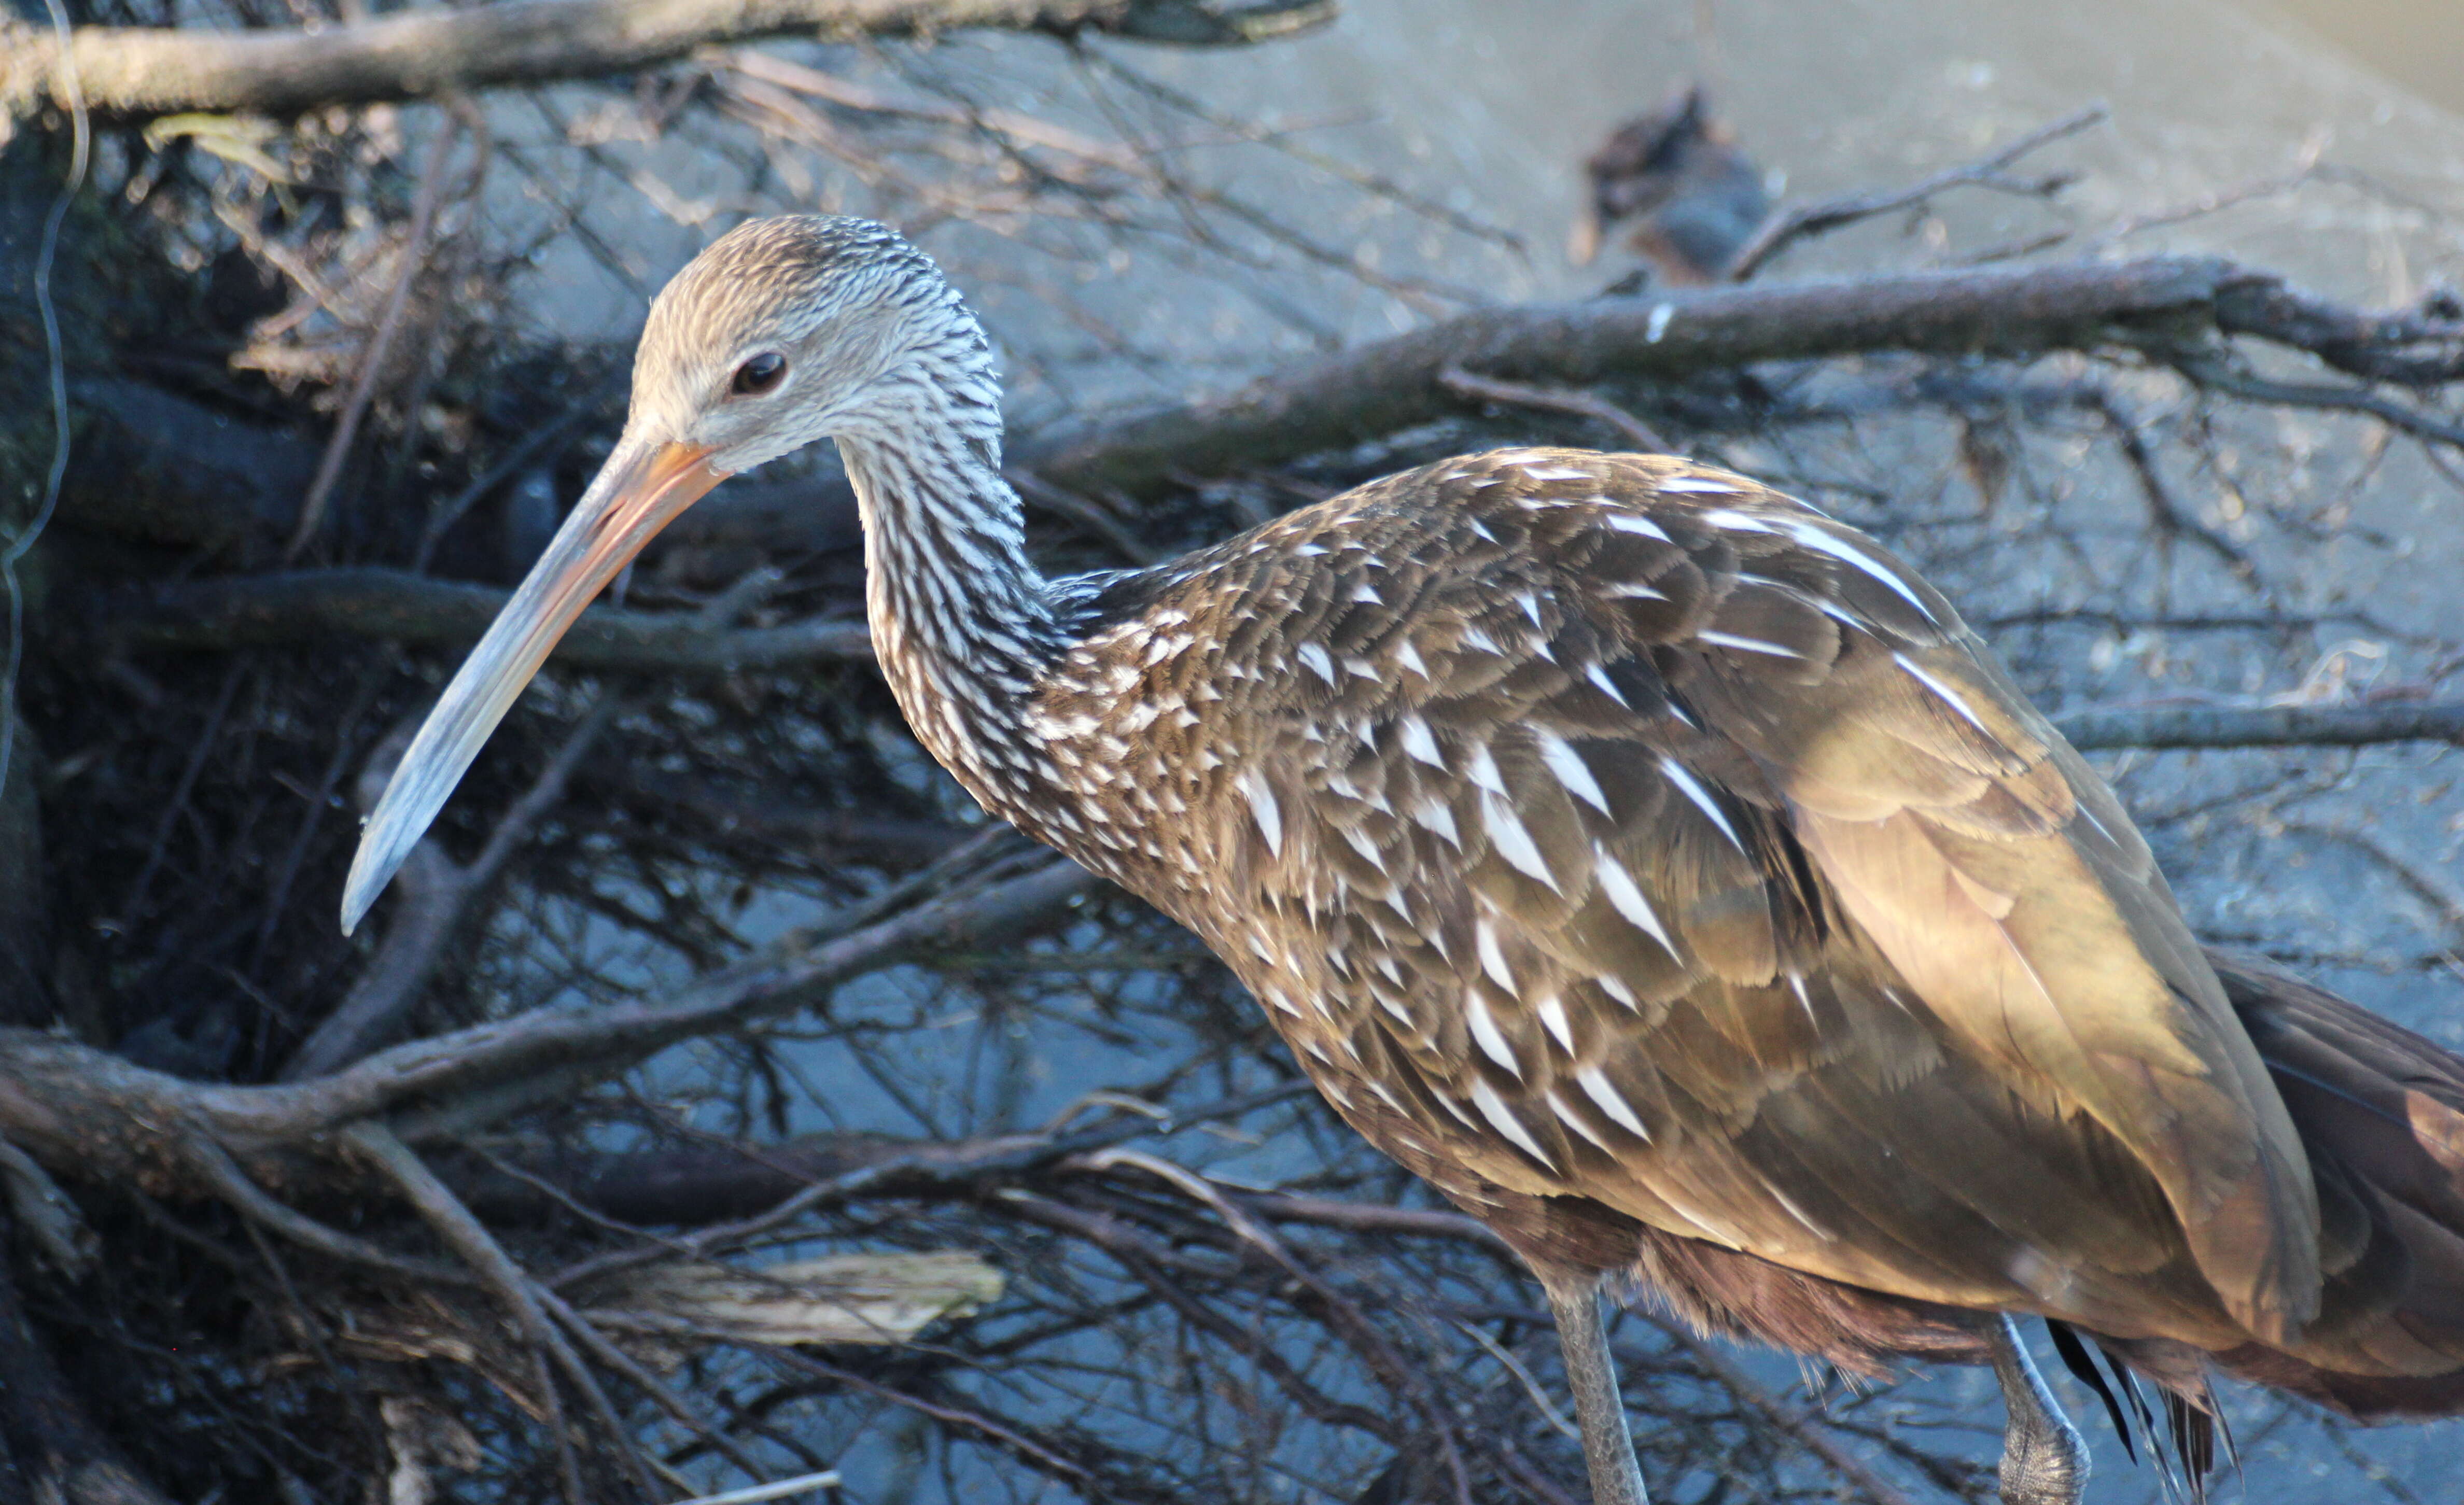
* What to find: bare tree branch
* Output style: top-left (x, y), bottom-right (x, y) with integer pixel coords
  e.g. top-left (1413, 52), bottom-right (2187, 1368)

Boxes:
top-left (1634, 1323), bottom-right (1925, 1505)
top-left (457, 1082), bottom-right (1312, 1243)
top-left (1018, 256), bottom-right (2464, 499)
top-left (2054, 700), bottom-right (2464, 751)
top-left (0, 0), bottom-right (1337, 133)
top-left (344, 1121), bottom-right (597, 1505)
top-left (96, 568), bottom-right (873, 672)
top-left (2169, 348), bottom-right (2464, 448)
top-left (1436, 365), bottom-right (1670, 451)
top-left (0, 860), bottom-right (1099, 1182)
top-left (71, 259), bottom-right (2464, 655)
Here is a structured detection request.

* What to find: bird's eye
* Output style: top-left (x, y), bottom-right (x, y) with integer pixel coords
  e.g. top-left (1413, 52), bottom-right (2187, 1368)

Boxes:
top-left (732, 352), bottom-right (787, 396)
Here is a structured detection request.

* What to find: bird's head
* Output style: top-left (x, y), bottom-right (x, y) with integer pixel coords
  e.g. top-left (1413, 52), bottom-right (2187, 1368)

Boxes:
top-left (340, 215), bottom-right (973, 935)
top-left (630, 215), bottom-right (995, 472)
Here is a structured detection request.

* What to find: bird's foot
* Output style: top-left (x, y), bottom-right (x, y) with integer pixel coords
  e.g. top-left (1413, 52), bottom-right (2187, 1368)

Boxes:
top-left (1986, 1314), bottom-right (2090, 1505)
top-left (1998, 1417), bottom-right (2090, 1505)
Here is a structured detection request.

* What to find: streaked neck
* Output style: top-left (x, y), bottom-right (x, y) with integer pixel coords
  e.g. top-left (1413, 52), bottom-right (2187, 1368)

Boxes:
top-left (835, 406), bottom-right (1065, 801)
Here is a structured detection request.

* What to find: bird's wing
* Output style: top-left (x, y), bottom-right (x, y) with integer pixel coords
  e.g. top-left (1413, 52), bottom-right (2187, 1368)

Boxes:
top-left (1128, 447), bottom-right (2319, 1346)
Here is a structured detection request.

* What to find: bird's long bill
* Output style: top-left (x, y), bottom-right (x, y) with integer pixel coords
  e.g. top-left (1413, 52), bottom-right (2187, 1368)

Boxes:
top-left (339, 436), bottom-right (725, 934)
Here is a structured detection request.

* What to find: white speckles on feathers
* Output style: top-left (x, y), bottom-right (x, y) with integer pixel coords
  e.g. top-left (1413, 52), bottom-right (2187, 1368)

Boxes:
top-left (1465, 988), bottom-right (1522, 1077)
top-left (1606, 514), bottom-right (1673, 541)
top-left (1893, 652), bottom-right (1994, 736)
top-left (1656, 474), bottom-right (1739, 496)
top-left (1535, 992), bottom-right (1575, 1052)
top-left (1469, 1077), bottom-right (1556, 1167)
top-left (1659, 757), bottom-right (1746, 852)
top-left (1481, 794), bottom-right (1559, 890)
top-left (1698, 630), bottom-right (1807, 660)
top-left (1550, 1090), bottom-right (1616, 1151)
top-left (844, 420), bottom-right (2220, 1337)
top-left (1576, 1068), bottom-right (1650, 1141)
top-left (1241, 767), bottom-right (1283, 857)
top-left (1464, 742), bottom-right (1507, 796)
top-left (1784, 519), bottom-right (1937, 621)
top-left (1475, 918), bottom-right (1517, 992)
top-left (1594, 845), bottom-right (1677, 952)
top-left (1534, 730), bottom-right (1610, 813)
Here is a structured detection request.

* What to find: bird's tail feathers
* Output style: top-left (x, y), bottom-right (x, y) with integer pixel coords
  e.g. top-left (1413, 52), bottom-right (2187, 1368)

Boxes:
top-left (2194, 949), bottom-right (2464, 1419)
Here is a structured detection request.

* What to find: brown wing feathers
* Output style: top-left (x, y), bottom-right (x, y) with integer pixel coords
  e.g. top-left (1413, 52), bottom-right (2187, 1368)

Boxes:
top-left (1023, 444), bottom-right (2464, 1422)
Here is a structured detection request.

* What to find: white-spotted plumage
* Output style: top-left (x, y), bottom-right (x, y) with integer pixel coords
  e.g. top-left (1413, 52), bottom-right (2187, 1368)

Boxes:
top-left (391, 219), bottom-right (2464, 1504)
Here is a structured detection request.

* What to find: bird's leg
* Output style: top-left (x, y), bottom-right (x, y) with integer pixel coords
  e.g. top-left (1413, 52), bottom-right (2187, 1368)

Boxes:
top-left (1537, 1265), bottom-right (1651, 1505)
top-left (1984, 1313), bottom-right (2090, 1505)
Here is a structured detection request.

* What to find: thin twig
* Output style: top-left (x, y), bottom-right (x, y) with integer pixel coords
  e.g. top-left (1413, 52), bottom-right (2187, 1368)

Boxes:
top-left (1637, 1319), bottom-right (1924, 1505)
top-left (1439, 365), bottom-right (1672, 451)
top-left (667, 1472), bottom-right (844, 1505)
top-left (120, 662), bottom-right (241, 927)
top-left (2171, 349), bottom-right (2464, 451)
top-left (414, 386), bottom-right (613, 572)
top-left (2282, 821), bottom-right (2464, 943)
top-left (2088, 132), bottom-right (2327, 250)
top-left (539, 1080), bottom-right (1311, 1289)
top-left (343, 1120), bottom-right (596, 1505)
top-left (533, 1281), bottom-right (772, 1481)
top-left (776, 1351), bottom-right (1096, 1485)
top-left (1079, 46), bottom-right (1527, 252)
top-left (104, 567), bottom-right (874, 672)
top-left (1724, 104), bottom-right (2108, 282)
top-left (1004, 467), bottom-right (1160, 564)
top-left (186, 1132), bottom-right (472, 1284)
top-left (2079, 384), bottom-right (2257, 585)
top-left (1068, 1154), bottom-right (1479, 1502)
top-left (288, 116), bottom-right (463, 561)
top-left (284, 696), bottom-right (624, 1080)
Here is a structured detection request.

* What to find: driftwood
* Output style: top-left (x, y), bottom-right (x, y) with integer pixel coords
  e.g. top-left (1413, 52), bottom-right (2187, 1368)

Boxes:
top-left (1020, 255), bottom-right (2464, 497)
top-left (0, 0), bottom-right (1334, 134)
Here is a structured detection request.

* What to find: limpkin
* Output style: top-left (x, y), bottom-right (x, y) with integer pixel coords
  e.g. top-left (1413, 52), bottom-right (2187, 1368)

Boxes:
top-left (343, 217), bottom-right (2464, 1505)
